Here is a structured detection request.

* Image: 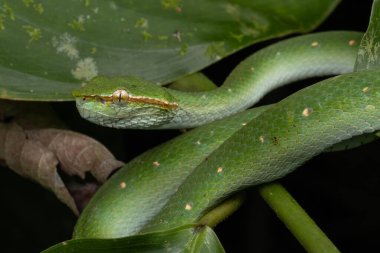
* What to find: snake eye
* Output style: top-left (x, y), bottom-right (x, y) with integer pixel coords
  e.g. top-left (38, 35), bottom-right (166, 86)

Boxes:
top-left (112, 90), bottom-right (129, 103)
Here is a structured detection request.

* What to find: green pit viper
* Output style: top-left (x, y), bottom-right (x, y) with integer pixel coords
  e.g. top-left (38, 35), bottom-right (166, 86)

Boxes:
top-left (72, 31), bottom-right (380, 238)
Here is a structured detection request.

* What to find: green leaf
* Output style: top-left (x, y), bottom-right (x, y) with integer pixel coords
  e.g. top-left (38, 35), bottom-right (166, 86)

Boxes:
top-left (0, 0), bottom-right (339, 101)
top-left (42, 225), bottom-right (225, 253)
top-left (355, 0), bottom-right (380, 71)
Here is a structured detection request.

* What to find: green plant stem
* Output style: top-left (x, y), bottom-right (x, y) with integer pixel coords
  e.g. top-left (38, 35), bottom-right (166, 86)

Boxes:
top-left (198, 193), bottom-right (246, 228)
top-left (259, 183), bottom-right (340, 253)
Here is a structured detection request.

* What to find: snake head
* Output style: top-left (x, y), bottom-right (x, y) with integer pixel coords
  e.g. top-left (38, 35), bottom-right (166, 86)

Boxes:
top-left (72, 76), bottom-right (178, 129)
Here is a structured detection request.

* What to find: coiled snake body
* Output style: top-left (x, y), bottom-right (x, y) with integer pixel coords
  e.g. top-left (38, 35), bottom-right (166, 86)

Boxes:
top-left (73, 31), bottom-right (380, 238)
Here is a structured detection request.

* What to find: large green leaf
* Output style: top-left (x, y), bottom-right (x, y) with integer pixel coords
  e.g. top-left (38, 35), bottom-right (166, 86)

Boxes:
top-left (0, 0), bottom-right (339, 101)
top-left (42, 225), bottom-right (225, 253)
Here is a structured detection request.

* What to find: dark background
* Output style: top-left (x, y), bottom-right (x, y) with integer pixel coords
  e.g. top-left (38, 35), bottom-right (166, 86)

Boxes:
top-left (0, 1), bottom-right (377, 252)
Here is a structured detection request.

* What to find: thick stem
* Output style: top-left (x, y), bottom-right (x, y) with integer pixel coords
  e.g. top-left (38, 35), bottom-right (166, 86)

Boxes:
top-left (259, 183), bottom-right (340, 253)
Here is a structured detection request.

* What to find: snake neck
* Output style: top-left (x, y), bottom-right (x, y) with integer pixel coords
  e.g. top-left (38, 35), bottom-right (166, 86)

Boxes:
top-left (161, 31), bottom-right (362, 129)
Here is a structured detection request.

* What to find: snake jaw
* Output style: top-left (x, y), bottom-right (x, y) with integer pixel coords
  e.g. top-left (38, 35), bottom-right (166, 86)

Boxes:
top-left (73, 76), bottom-right (179, 128)
top-left (75, 96), bottom-right (178, 129)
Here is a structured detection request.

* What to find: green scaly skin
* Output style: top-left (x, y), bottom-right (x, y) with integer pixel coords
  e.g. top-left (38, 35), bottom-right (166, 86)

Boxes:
top-left (73, 31), bottom-right (362, 129)
top-left (74, 106), bottom-right (270, 238)
top-left (74, 31), bottom-right (380, 238)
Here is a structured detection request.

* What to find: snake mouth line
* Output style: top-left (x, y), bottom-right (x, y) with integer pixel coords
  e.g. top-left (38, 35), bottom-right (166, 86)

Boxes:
top-left (75, 97), bottom-right (176, 129)
top-left (80, 94), bottom-right (178, 110)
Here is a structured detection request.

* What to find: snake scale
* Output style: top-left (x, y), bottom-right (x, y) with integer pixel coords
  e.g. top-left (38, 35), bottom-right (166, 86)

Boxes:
top-left (72, 31), bottom-right (380, 238)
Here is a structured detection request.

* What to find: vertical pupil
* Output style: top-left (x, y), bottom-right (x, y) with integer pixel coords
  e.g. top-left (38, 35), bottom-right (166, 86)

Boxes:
top-left (112, 90), bottom-right (128, 103)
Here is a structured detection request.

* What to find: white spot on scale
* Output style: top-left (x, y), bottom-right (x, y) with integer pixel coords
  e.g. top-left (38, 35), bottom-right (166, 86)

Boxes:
top-left (348, 39), bottom-right (357, 46)
top-left (311, 41), bottom-right (319, 47)
top-left (152, 161), bottom-right (160, 167)
top-left (276, 51), bottom-right (281, 56)
top-left (228, 88), bottom-right (232, 92)
top-left (196, 140), bottom-right (201, 145)
top-left (366, 105), bottom-right (376, 110)
top-left (259, 135), bottom-right (265, 143)
top-left (302, 107), bottom-right (313, 117)
top-left (241, 122), bottom-right (247, 126)
top-left (185, 203), bottom-right (192, 210)
top-left (120, 182), bottom-right (126, 189)
top-left (217, 167), bottom-right (223, 173)
top-left (362, 87), bottom-right (370, 93)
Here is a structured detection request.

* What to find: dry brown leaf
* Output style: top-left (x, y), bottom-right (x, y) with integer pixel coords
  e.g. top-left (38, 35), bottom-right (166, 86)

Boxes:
top-left (19, 137), bottom-right (78, 214)
top-left (26, 129), bottom-right (124, 183)
top-left (0, 101), bottom-right (124, 214)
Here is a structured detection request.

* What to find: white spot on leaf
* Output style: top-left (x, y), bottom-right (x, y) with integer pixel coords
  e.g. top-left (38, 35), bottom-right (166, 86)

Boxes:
top-left (52, 33), bottom-right (79, 60)
top-left (172, 30), bottom-right (181, 42)
top-left (135, 18), bottom-right (149, 29)
top-left (109, 1), bottom-right (118, 10)
top-left (71, 57), bottom-right (98, 81)
top-left (68, 15), bottom-right (86, 31)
